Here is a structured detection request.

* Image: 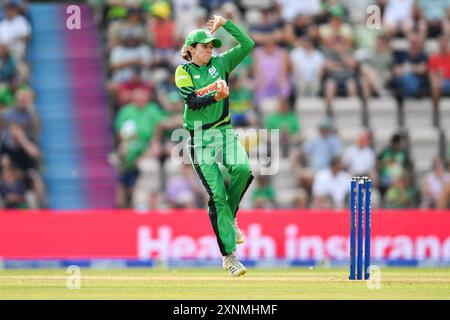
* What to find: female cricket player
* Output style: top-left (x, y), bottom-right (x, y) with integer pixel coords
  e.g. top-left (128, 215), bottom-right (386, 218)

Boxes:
top-left (175, 15), bottom-right (255, 277)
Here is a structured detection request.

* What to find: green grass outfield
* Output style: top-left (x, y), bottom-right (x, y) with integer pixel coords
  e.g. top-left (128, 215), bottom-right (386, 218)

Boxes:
top-left (0, 267), bottom-right (449, 300)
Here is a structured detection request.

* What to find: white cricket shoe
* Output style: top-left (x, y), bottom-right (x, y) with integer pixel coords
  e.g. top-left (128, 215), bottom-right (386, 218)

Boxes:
top-left (223, 254), bottom-right (247, 277)
top-left (233, 219), bottom-right (245, 244)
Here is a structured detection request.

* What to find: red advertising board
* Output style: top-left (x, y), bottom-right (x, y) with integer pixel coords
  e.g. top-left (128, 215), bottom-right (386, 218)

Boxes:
top-left (0, 209), bottom-right (449, 261)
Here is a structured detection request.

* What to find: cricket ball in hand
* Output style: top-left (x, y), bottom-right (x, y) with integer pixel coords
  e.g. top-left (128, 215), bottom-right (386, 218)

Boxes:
top-left (216, 80), bottom-right (223, 91)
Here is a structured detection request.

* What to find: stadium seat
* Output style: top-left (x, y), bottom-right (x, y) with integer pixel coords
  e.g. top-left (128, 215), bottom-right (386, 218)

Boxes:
top-left (333, 97), bottom-right (362, 130)
top-left (275, 189), bottom-right (305, 208)
top-left (367, 98), bottom-right (398, 131)
top-left (273, 158), bottom-right (298, 190)
top-left (441, 98), bottom-right (450, 130)
top-left (339, 127), bottom-right (366, 149)
top-left (409, 128), bottom-right (440, 180)
top-left (296, 97), bottom-right (326, 139)
top-left (405, 99), bottom-right (434, 129)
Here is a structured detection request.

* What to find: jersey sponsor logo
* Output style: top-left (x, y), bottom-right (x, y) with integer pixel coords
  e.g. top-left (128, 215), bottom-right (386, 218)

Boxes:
top-left (194, 75), bottom-right (200, 79)
top-left (195, 81), bottom-right (219, 97)
top-left (208, 66), bottom-right (219, 78)
top-left (176, 75), bottom-right (188, 81)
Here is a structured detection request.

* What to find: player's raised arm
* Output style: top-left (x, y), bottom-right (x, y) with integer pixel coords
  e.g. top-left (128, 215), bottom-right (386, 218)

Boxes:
top-left (207, 15), bottom-right (255, 73)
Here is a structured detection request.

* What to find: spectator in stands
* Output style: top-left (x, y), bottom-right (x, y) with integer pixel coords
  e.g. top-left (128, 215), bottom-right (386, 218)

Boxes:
top-left (0, 44), bottom-right (17, 113)
top-left (1, 88), bottom-right (40, 139)
top-left (103, 0), bottom-right (129, 23)
top-left (342, 129), bottom-right (376, 177)
top-left (0, 44), bottom-right (16, 85)
top-left (360, 34), bottom-right (393, 99)
top-left (416, 0), bottom-right (450, 38)
top-left (382, 0), bottom-right (414, 38)
top-left (354, 9), bottom-right (387, 58)
top-left (149, 76), bottom-right (184, 160)
top-left (165, 163), bottom-right (205, 208)
top-left (303, 116), bottom-right (342, 171)
top-left (253, 31), bottom-right (291, 110)
top-left (319, 0), bottom-right (348, 21)
top-left (312, 156), bottom-right (351, 209)
top-left (390, 34), bottom-right (428, 101)
top-left (148, 2), bottom-right (176, 68)
top-left (109, 27), bottom-right (152, 84)
top-left (429, 36), bottom-right (450, 126)
top-left (410, 2), bottom-right (428, 42)
top-left (386, 172), bottom-right (417, 208)
top-left (109, 65), bottom-right (153, 109)
top-left (114, 88), bottom-right (167, 207)
top-left (339, 0), bottom-right (373, 25)
top-left (377, 132), bottom-right (411, 202)
top-left (172, 0), bottom-right (201, 39)
top-left (191, 5), bottom-right (208, 30)
top-left (0, 2), bottom-right (31, 60)
top-left (264, 98), bottom-right (301, 158)
top-left (0, 157), bottom-right (26, 208)
top-left (283, 13), bottom-right (319, 48)
top-left (318, 10), bottom-right (353, 51)
top-left (322, 40), bottom-right (359, 115)
top-left (0, 122), bottom-right (45, 208)
top-left (291, 189), bottom-right (308, 209)
top-left (290, 35), bottom-right (324, 97)
top-left (228, 74), bottom-right (257, 128)
top-left (298, 117), bottom-right (342, 195)
top-left (107, 6), bottom-right (148, 50)
top-left (277, 0), bottom-right (321, 24)
top-left (437, 167), bottom-right (450, 208)
top-left (421, 157), bottom-right (450, 208)
top-left (251, 175), bottom-right (276, 208)
top-left (248, 8), bottom-right (283, 47)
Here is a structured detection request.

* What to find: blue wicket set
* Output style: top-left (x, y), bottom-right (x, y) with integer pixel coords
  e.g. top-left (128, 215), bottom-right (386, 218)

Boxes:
top-left (349, 177), bottom-right (372, 280)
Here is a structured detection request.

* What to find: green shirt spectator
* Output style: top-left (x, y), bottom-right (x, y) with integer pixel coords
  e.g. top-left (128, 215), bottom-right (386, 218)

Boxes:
top-left (251, 185), bottom-right (276, 208)
top-left (386, 175), bottom-right (417, 208)
top-left (264, 99), bottom-right (301, 156)
top-left (264, 110), bottom-right (300, 137)
top-left (251, 175), bottom-right (276, 208)
top-left (377, 133), bottom-right (410, 191)
top-left (114, 90), bottom-right (167, 170)
top-left (229, 76), bottom-right (254, 127)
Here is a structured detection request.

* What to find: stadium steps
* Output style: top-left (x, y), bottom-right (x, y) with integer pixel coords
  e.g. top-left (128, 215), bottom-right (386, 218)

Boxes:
top-left (296, 97), bottom-right (328, 140)
top-left (441, 98), bottom-right (450, 131)
top-left (404, 99), bottom-right (434, 128)
top-left (408, 128), bottom-right (440, 183)
top-left (29, 3), bottom-right (116, 209)
top-left (366, 98), bottom-right (401, 150)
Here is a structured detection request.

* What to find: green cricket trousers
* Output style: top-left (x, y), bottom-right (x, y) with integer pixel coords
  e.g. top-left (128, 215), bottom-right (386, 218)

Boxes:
top-left (188, 124), bottom-right (254, 256)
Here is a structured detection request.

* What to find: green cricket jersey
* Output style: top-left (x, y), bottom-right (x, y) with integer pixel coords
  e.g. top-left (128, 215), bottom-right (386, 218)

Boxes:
top-left (175, 20), bottom-right (255, 131)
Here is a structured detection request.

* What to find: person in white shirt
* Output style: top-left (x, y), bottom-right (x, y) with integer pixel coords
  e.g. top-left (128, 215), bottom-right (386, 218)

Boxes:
top-left (109, 28), bottom-right (152, 84)
top-left (0, 2), bottom-right (31, 60)
top-left (172, 0), bottom-right (200, 39)
top-left (421, 157), bottom-right (450, 208)
top-left (290, 36), bottom-right (324, 97)
top-left (342, 129), bottom-right (376, 176)
top-left (312, 156), bottom-right (351, 209)
top-left (383, 0), bottom-right (414, 37)
top-left (277, 0), bottom-right (321, 23)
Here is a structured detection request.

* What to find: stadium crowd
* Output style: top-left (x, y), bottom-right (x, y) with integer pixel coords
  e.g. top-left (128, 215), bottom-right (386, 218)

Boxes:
top-left (88, 0), bottom-right (450, 210)
top-left (0, 0), bottom-right (47, 209)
